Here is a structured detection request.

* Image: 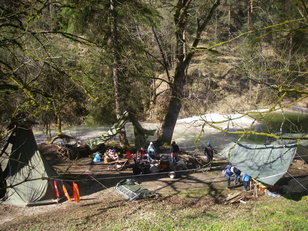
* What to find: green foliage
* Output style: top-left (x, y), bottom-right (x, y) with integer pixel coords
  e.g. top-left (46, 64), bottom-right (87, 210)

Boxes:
top-left (0, 0), bottom-right (306, 142)
top-left (54, 0), bottom-right (159, 125)
top-left (57, 0), bottom-right (109, 39)
top-left (0, 0), bottom-right (160, 130)
top-left (85, 104), bottom-right (116, 126)
top-left (0, 1), bottom-right (89, 130)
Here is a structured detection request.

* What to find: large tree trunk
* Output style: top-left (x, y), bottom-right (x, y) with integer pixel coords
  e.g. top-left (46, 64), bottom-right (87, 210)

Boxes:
top-left (157, 0), bottom-right (221, 146)
top-left (157, 1), bottom-right (189, 146)
top-left (110, 0), bottom-right (129, 147)
top-left (158, 64), bottom-right (186, 145)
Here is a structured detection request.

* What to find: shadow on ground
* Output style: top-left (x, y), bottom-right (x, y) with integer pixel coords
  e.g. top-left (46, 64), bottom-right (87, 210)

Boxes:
top-left (55, 158), bottom-right (228, 203)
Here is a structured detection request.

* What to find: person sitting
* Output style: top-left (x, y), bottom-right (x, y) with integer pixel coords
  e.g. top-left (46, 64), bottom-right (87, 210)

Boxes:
top-left (137, 147), bottom-right (146, 159)
top-left (104, 148), bottom-right (118, 162)
top-left (147, 142), bottom-right (156, 160)
top-left (92, 152), bottom-right (102, 163)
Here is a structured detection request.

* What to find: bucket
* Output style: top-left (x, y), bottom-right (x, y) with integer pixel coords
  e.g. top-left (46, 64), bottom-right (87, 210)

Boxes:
top-left (169, 171), bottom-right (176, 179)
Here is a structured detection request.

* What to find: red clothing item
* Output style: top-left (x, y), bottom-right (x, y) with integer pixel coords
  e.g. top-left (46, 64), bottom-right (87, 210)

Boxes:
top-left (137, 149), bottom-right (145, 158)
top-left (171, 152), bottom-right (178, 158)
top-left (126, 150), bottom-right (134, 159)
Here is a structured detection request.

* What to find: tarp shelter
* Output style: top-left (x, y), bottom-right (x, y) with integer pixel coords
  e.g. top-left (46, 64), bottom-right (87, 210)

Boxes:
top-left (218, 142), bottom-right (297, 185)
top-left (0, 126), bottom-right (60, 206)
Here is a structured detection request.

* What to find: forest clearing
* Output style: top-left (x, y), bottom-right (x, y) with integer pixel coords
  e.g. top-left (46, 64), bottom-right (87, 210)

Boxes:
top-left (1, 112), bottom-right (308, 231)
top-left (1, 1), bottom-right (307, 230)
top-left (0, 144), bottom-right (307, 231)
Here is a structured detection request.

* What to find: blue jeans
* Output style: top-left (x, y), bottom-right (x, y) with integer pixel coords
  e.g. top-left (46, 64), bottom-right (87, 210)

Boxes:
top-left (226, 176), bottom-right (231, 188)
top-left (234, 174), bottom-right (240, 184)
top-left (243, 181), bottom-right (249, 191)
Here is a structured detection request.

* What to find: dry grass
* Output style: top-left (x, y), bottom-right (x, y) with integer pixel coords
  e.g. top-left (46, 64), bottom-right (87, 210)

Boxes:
top-left (1, 185), bottom-right (307, 231)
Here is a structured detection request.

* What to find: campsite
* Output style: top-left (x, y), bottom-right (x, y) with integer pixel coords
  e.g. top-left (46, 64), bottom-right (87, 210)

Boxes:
top-left (1, 1), bottom-right (308, 230)
top-left (0, 113), bottom-right (307, 231)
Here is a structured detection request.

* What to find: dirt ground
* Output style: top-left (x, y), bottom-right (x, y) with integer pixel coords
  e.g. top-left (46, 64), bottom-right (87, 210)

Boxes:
top-left (0, 155), bottom-right (227, 230)
top-left (1, 141), bottom-right (307, 231)
top-left (0, 140), bottom-right (237, 230)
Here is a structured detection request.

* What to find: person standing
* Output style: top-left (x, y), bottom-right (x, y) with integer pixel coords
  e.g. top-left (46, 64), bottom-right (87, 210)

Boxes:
top-left (242, 173), bottom-right (251, 191)
top-left (204, 142), bottom-right (216, 166)
top-left (225, 163), bottom-right (233, 189)
top-left (170, 141), bottom-right (180, 163)
top-left (232, 167), bottom-right (241, 185)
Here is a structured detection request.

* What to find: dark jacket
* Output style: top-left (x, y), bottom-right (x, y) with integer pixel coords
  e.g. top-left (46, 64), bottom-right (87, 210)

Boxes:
top-left (225, 164), bottom-right (233, 178)
top-left (232, 167), bottom-right (241, 175)
top-left (171, 144), bottom-right (180, 153)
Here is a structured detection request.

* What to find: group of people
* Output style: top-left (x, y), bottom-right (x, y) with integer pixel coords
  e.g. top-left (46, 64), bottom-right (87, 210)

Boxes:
top-left (225, 163), bottom-right (251, 191)
top-left (135, 142), bottom-right (160, 162)
top-left (93, 140), bottom-right (214, 167)
top-left (132, 141), bottom-right (183, 174)
top-left (133, 142), bottom-right (160, 175)
top-left (135, 141), bottom-right (180, 161)
top-left (92, 148), bottom-right (119, 163)
top-left (93, 140), bottom-right (252, 191)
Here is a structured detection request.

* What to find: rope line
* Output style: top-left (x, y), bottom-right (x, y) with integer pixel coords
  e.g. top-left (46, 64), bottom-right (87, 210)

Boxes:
top-left (286, 172), bottom-right (308, 192)
top-left (89, 175), bottom-right (108, 189)
top-left (295, 153), bottom-right (307, 163)
top-left (52, 166), bottom-right (218, 182)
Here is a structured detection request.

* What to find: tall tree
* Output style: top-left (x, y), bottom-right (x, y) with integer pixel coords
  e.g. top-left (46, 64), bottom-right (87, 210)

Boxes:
top-left (157, 0), bottom-right (221, 146)
top-left (109, 0), bottom-right (128, 146)
top-left (196, 0), bottom-right (308, 141)
top-left (0, 1), bottom-right (89, 136)
top-left (56, 0), bottom-right (160, 144)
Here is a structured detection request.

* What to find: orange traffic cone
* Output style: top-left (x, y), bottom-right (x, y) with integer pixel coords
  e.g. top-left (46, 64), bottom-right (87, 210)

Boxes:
top-left (53, 180), bottom-right (60, 198)
top-left (62, 184), bottom-right (71, 202)
top-left (72, 181), bottom-right (80, 203)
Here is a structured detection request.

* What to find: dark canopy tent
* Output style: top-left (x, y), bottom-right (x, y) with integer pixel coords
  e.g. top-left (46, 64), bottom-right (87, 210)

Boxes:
top-left (0, 127), bottom-right (60, 206)
top-left (218, 142), bottom-right (297, 185)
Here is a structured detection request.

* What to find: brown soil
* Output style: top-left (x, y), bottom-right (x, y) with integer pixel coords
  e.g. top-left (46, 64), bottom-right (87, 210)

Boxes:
top-left (0, 144), bottom-right (228, 230)
top-left (0, 144), bottom-right (307, 231)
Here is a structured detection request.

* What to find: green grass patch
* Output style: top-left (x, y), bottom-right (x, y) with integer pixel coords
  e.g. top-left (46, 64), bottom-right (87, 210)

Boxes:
top-left (11, 196), bottom-right (308, 231)
top-left (107, 197), bottom-right (307, 231)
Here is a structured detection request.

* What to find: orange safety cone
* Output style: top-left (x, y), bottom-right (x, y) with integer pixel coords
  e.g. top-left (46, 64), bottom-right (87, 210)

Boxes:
top-left (62, 183), bottom-right (71, 202)
top-left (72, 181), bottom-right (80, 203)
top-left (53, 180), bottom-right (60, 198)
